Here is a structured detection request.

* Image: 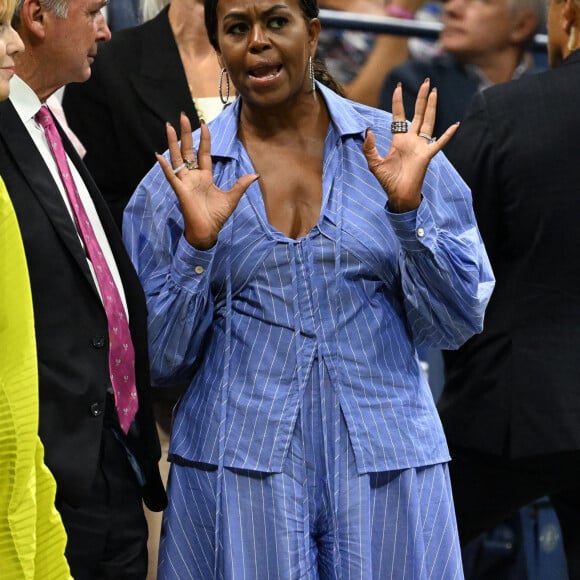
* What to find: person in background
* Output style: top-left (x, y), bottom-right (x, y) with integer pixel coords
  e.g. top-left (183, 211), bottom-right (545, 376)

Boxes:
top-left (380, 0), bottom-right (544, 154)
top-left (0, 2), bottom-right (70, 577)
top-left (437, 0), bottom-right (580, 577)
top-left (124, 0), bottom-right (494, 576)
top-left (317, 0), bottom-right (427, 107)
top-left (0, 1), bottom-right (167, 577)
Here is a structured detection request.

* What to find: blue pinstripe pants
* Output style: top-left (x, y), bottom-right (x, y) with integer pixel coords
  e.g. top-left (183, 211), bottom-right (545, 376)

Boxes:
top-left (158, 362), bottom-right (464, 579)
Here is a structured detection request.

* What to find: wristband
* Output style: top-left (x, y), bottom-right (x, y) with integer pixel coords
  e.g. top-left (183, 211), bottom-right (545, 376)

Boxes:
top-left (385, 4), bottom-right (415, 19)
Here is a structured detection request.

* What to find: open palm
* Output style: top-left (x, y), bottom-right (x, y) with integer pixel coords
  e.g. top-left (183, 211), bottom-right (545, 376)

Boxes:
top-left (362, 78), bottom-right (459, 213)
top-left (157, 113), bottom-right (258, 250)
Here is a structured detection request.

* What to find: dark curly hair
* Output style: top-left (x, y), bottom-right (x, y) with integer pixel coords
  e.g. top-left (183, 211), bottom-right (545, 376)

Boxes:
top-left (204, 0), bottom-right (344, 96)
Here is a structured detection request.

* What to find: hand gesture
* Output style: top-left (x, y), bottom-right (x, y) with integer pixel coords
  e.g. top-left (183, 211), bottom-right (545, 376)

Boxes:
top-left (156, 113), bottom-right (259, 250)
top-left (362, 78), bottom-right (459, 213)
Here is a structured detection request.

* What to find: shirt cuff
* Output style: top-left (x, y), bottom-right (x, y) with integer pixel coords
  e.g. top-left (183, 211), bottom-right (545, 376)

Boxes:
top-left (386, 198), bottom-right (437, 252)
top-left (171, 235), bottom-right (216, 287)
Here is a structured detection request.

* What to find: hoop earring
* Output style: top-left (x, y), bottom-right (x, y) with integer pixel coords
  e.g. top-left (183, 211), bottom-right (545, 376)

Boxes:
top-left (219, 68), bottom-right (230, 105)
top-left (568, 25), bottom-right (577, 52)
top-left (309, 56), bottom-right (315, 93)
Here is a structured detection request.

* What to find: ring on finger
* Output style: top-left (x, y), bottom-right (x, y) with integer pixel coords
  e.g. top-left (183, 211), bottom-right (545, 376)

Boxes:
top-left (391, 120), bottom-right (408, 134)
top-left (172, 162), bottom-right (188, 174)
top-left (183, 157), bottom-right (199, 170)
top-left (419, 132), bottom-right (437, 143)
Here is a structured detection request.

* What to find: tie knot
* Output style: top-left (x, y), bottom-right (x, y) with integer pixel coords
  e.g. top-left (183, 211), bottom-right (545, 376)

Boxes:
top-left (35, 105), bottom-right (54, 130)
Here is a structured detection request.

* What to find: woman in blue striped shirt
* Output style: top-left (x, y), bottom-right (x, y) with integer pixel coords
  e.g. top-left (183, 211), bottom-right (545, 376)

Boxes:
top-left (124, 0), bottom-right (494, 577)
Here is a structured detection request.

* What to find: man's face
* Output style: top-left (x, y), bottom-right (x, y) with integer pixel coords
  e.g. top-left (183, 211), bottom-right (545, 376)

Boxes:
top-left (440, 0), bottom-right (520, 62)
top-left (43, 0), bottom-right (111, 85)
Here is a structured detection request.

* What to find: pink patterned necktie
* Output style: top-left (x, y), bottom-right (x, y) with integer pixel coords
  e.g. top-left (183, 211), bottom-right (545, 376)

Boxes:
top-left (36, 105), bottom-right (138, 434)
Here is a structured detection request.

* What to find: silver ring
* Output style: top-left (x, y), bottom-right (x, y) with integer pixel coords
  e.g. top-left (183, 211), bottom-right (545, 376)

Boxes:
top-left (183, 157), bottom-right (198, 170)
top-left (419, 132), bottom-right (437, 144)
top-left (172, 158), bottom-right (199, 174)
top-left (390, 121), bottom-right (408, 134)
top-left (172, 162), bottom-right (188, 174)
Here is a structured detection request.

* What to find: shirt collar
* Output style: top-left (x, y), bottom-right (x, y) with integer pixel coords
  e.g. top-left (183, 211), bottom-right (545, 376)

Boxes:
top-left (465, 53), bottom-right (535, 91)
top-left (9, 75), bottom-right (43, 125)
top-left (208, 81), bottom-right (369, 160)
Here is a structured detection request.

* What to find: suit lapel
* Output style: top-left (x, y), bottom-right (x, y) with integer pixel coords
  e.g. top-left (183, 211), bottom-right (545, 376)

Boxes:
top-left (0, 100), bottom-right (99, 295)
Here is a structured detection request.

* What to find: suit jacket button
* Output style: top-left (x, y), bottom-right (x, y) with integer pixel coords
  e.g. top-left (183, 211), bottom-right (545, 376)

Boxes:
top-left (92, 336), bottom-right (106, 348)
top-left (90, 402), bottom-right (104, 417)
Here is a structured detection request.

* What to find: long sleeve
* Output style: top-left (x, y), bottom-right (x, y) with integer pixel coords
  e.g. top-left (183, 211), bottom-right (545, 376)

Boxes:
top-left (123, 89), bottom-right (495, 473)
top-left (385, 151), bottom-right (495, 350)
top-left (123, 162), bottom-right (216, 386)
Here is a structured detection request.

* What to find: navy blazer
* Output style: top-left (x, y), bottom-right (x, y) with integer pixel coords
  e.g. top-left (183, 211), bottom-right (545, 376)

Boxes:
top-left (439, 50), bottom-right (580, 458)
top-left (63, 6), bottom-right (200, 228)
top-left (0, 99), bottom-right (166, 510)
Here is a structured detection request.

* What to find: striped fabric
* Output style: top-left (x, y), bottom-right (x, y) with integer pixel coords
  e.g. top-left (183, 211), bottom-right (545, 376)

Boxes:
top-left (124, 83), bottom-right (492, 577)
top-left (0, 177), bottom-right (71, 579)
top-left (124, 82), bottom-right (493, 476)
top-left (158, 359), bottom-right (464, 579)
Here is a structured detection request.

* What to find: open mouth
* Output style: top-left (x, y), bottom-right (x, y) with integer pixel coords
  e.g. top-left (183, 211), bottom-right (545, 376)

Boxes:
top-left (248, 63), bottom-right (282, 80)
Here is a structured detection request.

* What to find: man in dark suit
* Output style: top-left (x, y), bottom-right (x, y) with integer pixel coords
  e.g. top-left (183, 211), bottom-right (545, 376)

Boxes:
top-left (1, 1), bottom-right (166, 577)
top-left (438, 0), bottom-right (580, 577)
top-left (380, 0), bottom-right (543, 158)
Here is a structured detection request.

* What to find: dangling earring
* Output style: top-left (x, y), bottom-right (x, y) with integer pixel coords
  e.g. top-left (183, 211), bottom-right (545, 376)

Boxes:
top-left (219, 67), bottom-right (230, 105)
top-left (309, 56), bottom-right (315, 94)
top-left (568, 25), bottom-right (577, 52)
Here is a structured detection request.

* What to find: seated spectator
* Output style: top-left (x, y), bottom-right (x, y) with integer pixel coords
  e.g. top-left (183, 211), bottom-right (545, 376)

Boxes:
top-left (380, 0), bottom-right (544, 155)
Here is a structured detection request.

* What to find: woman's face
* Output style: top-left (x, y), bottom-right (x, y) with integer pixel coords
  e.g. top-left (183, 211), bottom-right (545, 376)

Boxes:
top-left (0, 8), bottom-right (24, 101)
top-left (214, 0), bottom-right (320, 109)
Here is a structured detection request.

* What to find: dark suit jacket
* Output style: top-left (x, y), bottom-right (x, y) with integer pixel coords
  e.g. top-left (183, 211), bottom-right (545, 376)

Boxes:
top-left (62, 6), bottom-right (200, 229)
top-left (0, 99), bottom-right (166, 511)
top-left (438, 50), bottom-right (580, 458)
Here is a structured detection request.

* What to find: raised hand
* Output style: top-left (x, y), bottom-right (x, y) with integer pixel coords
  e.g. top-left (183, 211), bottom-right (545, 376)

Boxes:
top-left (362, 78), bottom-right (459, 213)
top-left (156, 112), bottom-right (259, 250)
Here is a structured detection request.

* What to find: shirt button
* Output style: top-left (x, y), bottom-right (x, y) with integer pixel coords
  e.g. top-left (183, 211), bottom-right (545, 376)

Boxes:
top-left (416, 227), bottom-right (425, 238)
top-left (92, 336), bottom-right (106, 348)
top-left (89, 402), bottom-right (104, 417)
top-left (194, 265), bottom-right (205, 274)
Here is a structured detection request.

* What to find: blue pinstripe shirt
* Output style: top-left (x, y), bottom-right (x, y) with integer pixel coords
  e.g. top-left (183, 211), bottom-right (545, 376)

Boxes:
top-left (123, 83), bottom-right (494, 474)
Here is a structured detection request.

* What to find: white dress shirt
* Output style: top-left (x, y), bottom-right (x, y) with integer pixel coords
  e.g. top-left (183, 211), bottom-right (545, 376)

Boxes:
top-left (10, 75), bottom-right (128, 315)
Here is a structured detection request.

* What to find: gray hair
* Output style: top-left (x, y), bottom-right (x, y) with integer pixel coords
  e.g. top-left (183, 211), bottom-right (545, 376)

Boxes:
top-left (13, 0), bottom-right (68, 27)
top-left (509, 0), bottom-right (546, 28)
